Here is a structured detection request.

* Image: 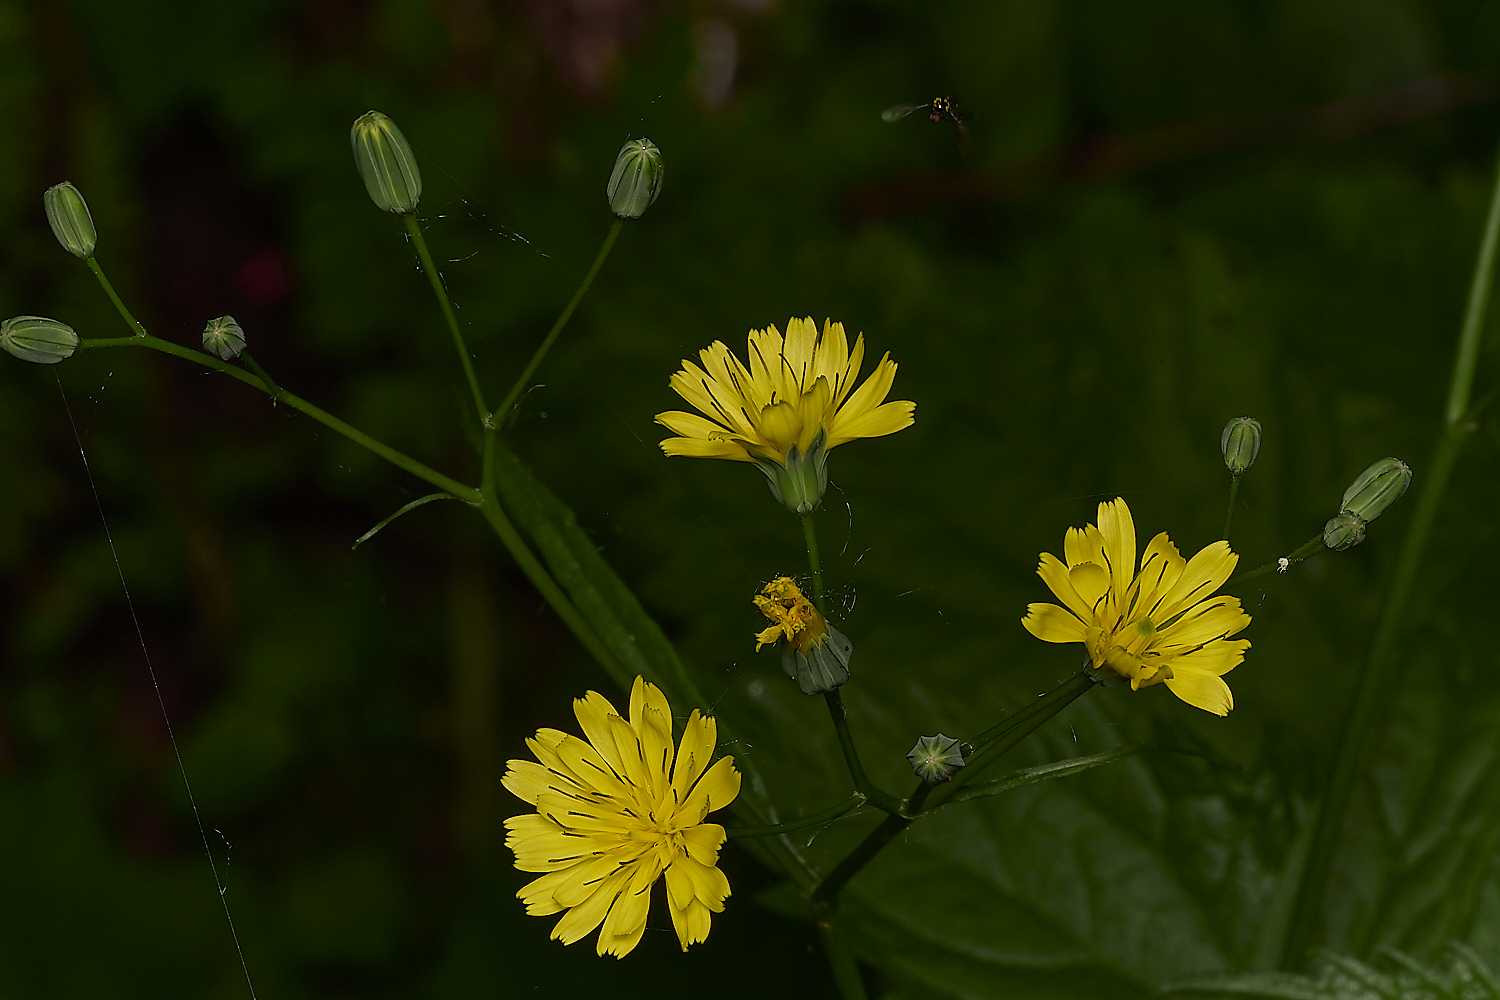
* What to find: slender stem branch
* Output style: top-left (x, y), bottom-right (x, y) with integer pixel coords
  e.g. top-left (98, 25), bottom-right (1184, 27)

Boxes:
top-left (76, 333), bottom-right (481, 502)
top-left (1279, 142), bottom-right (1500, 970)
top-left (494, 218), bottom-right (624, 427)
top-left (85, 257), bottom-right (147, 337)
top-left (925, 670), bottom-right (1096, 812)
top-left (812, 811), bottom-right (910, 908)
top-left (1224, 476), bottom-right (1241, 539)
top-left (725, 794), bottom-right (865, 839)
top-left (823, 691), bottom-right (903, 814)
top-left (798, 510), bottom-right (901, 813)
top-left (403, 213), bottom-right (488, 426)
top-left (1225, 534), bottom-right (1325, 589)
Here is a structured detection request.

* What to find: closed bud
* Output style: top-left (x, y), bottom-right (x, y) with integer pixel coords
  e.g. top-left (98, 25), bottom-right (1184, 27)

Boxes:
top-left (1323, 511), bottom-right (1367, 552)
top-left (606, 138), bottom-right (663, 219)
top-left (907, 734), bottom-right (965, 784)
top-left (1220, 416), bottom-right (1262, 476)
top-left (201, 315), bottom-right (246, 360)
top-left (351, 111), bottom-right (422, 214)
top-left (2, 315), bottom-right (80, 365)
top-left (1340, 457), bottom-right (1411, 524)
top-left (44, 182), bottom-right (97, 259)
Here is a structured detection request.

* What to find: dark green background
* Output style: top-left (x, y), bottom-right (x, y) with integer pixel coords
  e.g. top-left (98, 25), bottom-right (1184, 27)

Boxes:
top-left (3, 1), bottom-right (1500, 997)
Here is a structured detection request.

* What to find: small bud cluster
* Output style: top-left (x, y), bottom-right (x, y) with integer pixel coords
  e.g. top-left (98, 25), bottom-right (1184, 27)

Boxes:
top-left (1323, 457), bottom-right (1412, 551)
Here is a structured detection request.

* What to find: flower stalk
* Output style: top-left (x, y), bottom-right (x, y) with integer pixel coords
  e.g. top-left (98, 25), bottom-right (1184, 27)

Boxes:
top-left (1279, 142), bottom-right (1500, 969)
top-left (494, 218), bottom-right (624, 427)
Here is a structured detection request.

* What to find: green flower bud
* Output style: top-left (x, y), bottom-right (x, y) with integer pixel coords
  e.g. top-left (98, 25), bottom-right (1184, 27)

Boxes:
top-left (1, 315), bottom-right (80, 365)
top-left (1220, 416), bottom-right (1262, 476)
top-left (1323, 511), bottom-right (1367, 552)
top-left (755, 427), bottom-right (829, 515)
top-left (201, 315), bottom-right (246, 360)
top-left (351, 111), bottom-right (422, 214)
top-left (907, 734), bottom-right (965, 784)
top-left (44, 181), bottom-right (97, 259)
top-left (606, 138), bottom-right (663, 219)
top-left (1340, 457), bottom-right (1411, 524)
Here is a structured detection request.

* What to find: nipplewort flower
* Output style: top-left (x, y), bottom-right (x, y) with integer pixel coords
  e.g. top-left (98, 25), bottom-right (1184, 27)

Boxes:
top-left (1021, 498), bottom-right (1251, 716)
top-left (502, 676), bottom-right (741, 957)
top-left (656, 317), bottom-right (915, 513)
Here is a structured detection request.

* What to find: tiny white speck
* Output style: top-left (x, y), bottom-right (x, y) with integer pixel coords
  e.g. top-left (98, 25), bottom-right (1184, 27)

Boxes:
top-left (1277, 557), bottom-right (1290, 574)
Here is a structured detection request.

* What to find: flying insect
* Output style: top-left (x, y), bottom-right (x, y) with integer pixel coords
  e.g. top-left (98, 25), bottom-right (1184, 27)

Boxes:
top-left (881, 95), bottom-right (970, 154)
top-left (881, 95), bottom-right (963, 125)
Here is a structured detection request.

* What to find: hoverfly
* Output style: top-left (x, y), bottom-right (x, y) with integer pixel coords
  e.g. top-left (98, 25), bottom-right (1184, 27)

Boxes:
top-left (881, 95), bottom-right (963, 126)
top-left (881, 95), bottom-right (969, 154)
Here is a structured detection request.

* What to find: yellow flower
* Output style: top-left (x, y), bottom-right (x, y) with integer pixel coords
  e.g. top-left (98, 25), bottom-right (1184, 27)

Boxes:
top-left (1021, 498), bottom-right (1251, 716)
top-left (502, 676), bottom-right (741, 957)
top-left (656, 317), bottom-right (915, 512)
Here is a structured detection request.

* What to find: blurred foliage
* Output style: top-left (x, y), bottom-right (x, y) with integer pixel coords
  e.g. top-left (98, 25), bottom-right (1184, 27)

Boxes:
top-left (3, 0), bottom-right (1500, 997)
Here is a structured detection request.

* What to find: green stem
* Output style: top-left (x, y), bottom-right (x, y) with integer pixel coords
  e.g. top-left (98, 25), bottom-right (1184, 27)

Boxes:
top-left (824, 691), bottom-right (903, 814)
top-left (1225, 534), bottom-right (1325, 589)
top-left (475, 427), bottom-right (620, 677)
top-left (1224, 476), bottom-right (1241, 539)
top-left (725, 794), bottom-right (865, 839)
top-left (798, 510), bottom-right (901, 813)
top-left (925, 669), bottom-right (1096, 812)
top-left (812, 897), bottom-right (870, 1000)
top-left (1278, 142), bottom-right (1500, 970)
top-left (76, 333), bottom-right (480, 502)
top-left (86, 257), bottom-right (147, 337)
top-left (494, 218), bottom-right (624, 427)
top-left (812, 811), bottom-right (910, 907)
top-left (801, 511), bottom-right (827, 610)
top-left (403, 213), bottom-right (488, 426)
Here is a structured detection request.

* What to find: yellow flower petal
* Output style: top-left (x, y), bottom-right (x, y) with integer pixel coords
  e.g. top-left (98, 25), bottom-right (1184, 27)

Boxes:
top-left (1163, 670), bottom-right (1234, 716)
top-left (1021, 602), bottom-right (1089, 643)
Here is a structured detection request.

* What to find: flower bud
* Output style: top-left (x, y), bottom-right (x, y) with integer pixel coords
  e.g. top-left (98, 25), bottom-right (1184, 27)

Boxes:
top-left (1220, 416), bottom-right (1262, 476)
top-left (606, 138), bottom-right (663, 219)
top-left (907, 734), bottom-right (965, 784)
top-left (201, 315), bottom-right (246, 360)
top-left (1323, 511), bottom-right (1367, 552)
top-left (351, 111), bottom-right (422, 214)
top-left (44, 181), bottom-right (97, 259)
top-left (1, 315), bottom-right (80, 365)
top-left (1340, 457), bottom-right (1411, 524)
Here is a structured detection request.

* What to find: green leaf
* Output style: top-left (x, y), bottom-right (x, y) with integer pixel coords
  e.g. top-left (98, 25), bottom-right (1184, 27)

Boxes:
top-left (1165, 946), bottom-right (1500, 1000)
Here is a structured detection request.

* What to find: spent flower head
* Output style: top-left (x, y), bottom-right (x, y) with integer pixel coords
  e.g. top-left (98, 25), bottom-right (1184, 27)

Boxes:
top-left (753, 576), bottom-right (854, 694)
top-left (657, 317), bottom-right (915, 513)
top-left (908, 734), bottom-right (965, 784)
top-left (502, 676), bottom-right (740, 957)
top-left (201, 315), bottom-right (247, 361)
top-left (1021, 497), bottom-right (1251, 716)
